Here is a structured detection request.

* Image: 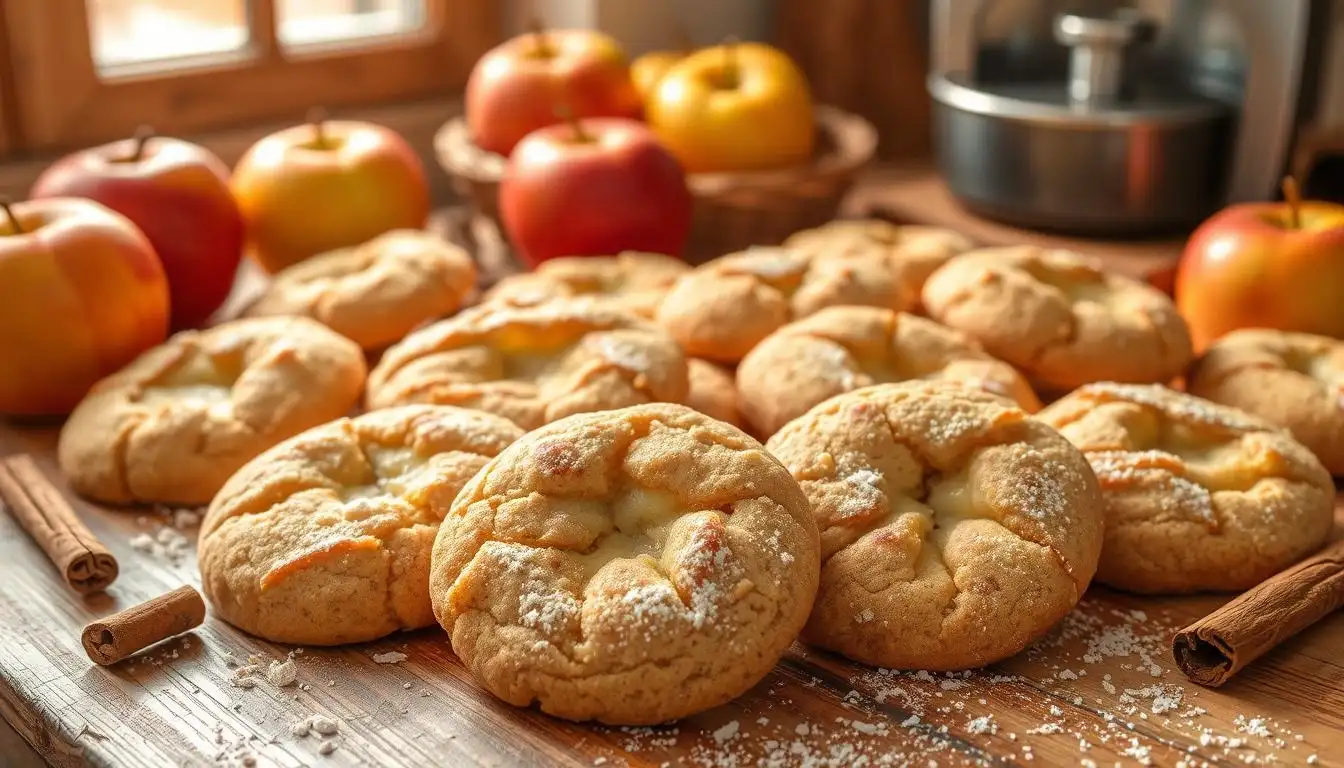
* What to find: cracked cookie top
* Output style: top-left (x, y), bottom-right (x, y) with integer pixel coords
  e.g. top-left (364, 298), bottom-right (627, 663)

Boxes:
top-left (57, 316), bottom-right (366, 506)
top-left (737, 306), bottom-right (1041, 437)
top-left (199, 404), bottom-right (524, 645)
top-left (429, 403), bottom-right (819, 725)
top-left (246, 229), bottom-right (478, 351)
top-left (765, 381), bottom-right (1103, 671)
top-left (481, 251), bottom-right (690, 319)
top-left (921, 246), bottom-right (1192, 392)
top-left (657, 226), bottom-right (971, 364)
top-left (1039, 382), bottom-right (1334, 594)
top-left (365, 301), bottom-right (689, 430)
top-left (1187, 328), bottom-right (1344, 475)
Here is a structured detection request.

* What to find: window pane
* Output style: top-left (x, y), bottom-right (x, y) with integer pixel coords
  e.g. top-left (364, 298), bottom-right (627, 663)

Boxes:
top-left (277, 0), bottom-right (425, 48)
top-left (87, 0), bottom-right (249, 70)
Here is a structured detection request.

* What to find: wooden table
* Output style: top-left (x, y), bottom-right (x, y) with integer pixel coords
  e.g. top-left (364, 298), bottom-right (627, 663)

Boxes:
top-left (1, 188), bottom-right (1341, 768)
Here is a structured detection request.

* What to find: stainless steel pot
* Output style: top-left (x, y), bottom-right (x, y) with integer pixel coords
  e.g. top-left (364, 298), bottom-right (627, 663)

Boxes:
top-left (928, 12), bottom-right (1235, 236)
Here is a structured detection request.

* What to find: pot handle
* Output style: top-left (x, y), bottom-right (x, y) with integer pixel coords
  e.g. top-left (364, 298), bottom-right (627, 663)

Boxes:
top-left (1053, 12), bottom-right (1155, 108)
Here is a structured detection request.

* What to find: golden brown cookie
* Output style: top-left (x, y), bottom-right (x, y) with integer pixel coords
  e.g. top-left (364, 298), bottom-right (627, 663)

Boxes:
top-left (481, 252), bottom-right (689, 319)
top-left (766, 381), bottom-right (1103, 671)
top-left (366, 302), bottom-right (688, 430)
top-left (657, 228), bottom-right (971, 364)
top-left (737, 306), bottom-right (1041, 436)
top-left (58, 317), bottom-right (366, 506)
top-left (200, 405), bottom-right (524, 645)
top-left (921, 246), bottom-right (1193, 391)
top-left (783, 219), bottom-right (974, 312)
top-left (245, 229), bottom-right (477, 351)
top-left (1188, 329), bottom-right (1344, 475)
top-left (430, 403), bottom-right (819, 725)
top-left (1039, 382), bottom-right (1334, 594)
top-left (684, 358), bottom-right (743, 427)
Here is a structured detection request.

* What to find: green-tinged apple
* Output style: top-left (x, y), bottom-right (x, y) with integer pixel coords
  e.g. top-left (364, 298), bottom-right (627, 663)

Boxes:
top-left (1176, 178), bottom-right (1344, 351)
top-left (0, 197), bottom-right (168, 416)
top-left (31, 127), bottom-right (244, 330)
top-left (231, 110), bottom-right (429, 274)
top-left (466, 23), bottom-right (642, 158)
top-left (499, 116), bottom-right (692, 268)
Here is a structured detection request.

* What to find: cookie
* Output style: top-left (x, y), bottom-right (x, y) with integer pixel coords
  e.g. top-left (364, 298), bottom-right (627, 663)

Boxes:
top-left (1039, 382), bottom-right (1334, 594)
top-left (245, 229), bottom-right (477, 350)
top-left (57, 317), bottom-right (366, 506)
top-left (783, 219), bottom-right (974, 312)
top-left (365, 302), bottom-right (689, 430)
top-left (657, 230), bottom-right (970, 363)
top-left (199, 405), bottom-right (523, 645)
top-left (921, 246), bottom-right (1193, 391)
top-left (430, 403), bottom-right (819, 724)
top-left (482, 251), bottom-right (689, 319)
top-left (737, 306), bottom-right (1041, 436)
top-left (766, 381), bottom-right (1103, 670)
top-left (684, 359), bottom-right (743, 427)
top-left (1187, 329), bottom-right (1344, 475)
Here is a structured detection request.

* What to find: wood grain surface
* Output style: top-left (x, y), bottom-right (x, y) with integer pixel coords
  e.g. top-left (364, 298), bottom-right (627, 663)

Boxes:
top-left (0, 179), bottom-right (1339, 768)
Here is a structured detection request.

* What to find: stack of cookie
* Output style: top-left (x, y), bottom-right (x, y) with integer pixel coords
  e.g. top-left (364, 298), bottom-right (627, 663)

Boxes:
top-left (49, 219), bottom-right (1341, 728)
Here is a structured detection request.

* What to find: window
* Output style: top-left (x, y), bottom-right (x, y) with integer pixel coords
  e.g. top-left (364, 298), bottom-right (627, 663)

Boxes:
top-left (0, 0), bottom-right (495, 153)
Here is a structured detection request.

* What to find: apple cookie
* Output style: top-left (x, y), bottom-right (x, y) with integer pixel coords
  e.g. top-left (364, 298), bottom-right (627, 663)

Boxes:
top-left (765, 381), bottom-right (1104, 670)
top-left (365, 301), bottom-right (688, 430)
top-left (1188, 329), bottom-right (1344, 475)
top-left (684, 359), bottom-right (743, 428)
top-left (481, 251), bottom-right (689, 319)
top-left (430, 403), bottom-right (819, 724)
top-left (1039, 382), bottom-right (1334, 594)
top-left (782, 219), bottom-right (974, 313)
top-left (246, 229), bottom-right (477, 351)
top-left (657, 225), bottom-right (973, 363)
top-left (737, 306), bottom-right (1041, 436)
top-left (199, 405), bottom-right (524, 645)
top-left (922, 246), bottom-right (1193, 391)
top-left (58, 316), bottom-right (366, 506)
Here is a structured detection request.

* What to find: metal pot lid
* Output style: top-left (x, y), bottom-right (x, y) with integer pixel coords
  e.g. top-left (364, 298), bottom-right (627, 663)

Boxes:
top-left (928, 71), bottom-right (1231, 128)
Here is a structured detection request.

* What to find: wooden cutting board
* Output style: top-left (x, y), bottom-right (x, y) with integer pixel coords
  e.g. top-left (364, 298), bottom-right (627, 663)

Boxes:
top-left (0, 182), bottom-right (1337, 768)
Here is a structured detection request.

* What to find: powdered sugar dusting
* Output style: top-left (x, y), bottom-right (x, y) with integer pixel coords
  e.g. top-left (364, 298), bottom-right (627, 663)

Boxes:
top-left (996, 446), bottom-right (1069, 521)
top-left (1088, 450), bottom-right (1215, 524)
top-left (495, 544), bottom-right (581, 637)
top-left (1082, 383), bottom-right (1265, 432)
top-left (835, 467), bottom-right (885, 521)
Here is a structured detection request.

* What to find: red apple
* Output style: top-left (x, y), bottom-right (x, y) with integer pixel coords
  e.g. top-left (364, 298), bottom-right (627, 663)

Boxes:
top-left (500, 117), bottom-right (693, 268)
top-left (1176, 188), bottom-right (1344, 351)
top-left (0, 198), bottom-right (168, 416)
top-left (31, 128), bottom-right (244, 330)
top-left (466, 25), bottom-right (642, 158)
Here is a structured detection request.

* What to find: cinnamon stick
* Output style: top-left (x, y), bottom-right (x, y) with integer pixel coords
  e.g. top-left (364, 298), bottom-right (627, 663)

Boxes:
top-left (0, 454), bottom-right (118, 594)
top-left (81, 585), bottom-right (206, 666)
top-left (1173, 538), bottom-right (1344, 687)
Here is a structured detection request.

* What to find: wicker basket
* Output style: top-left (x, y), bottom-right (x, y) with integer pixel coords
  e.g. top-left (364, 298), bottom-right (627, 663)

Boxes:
top-left (434, 104), bottom-right (877, 262)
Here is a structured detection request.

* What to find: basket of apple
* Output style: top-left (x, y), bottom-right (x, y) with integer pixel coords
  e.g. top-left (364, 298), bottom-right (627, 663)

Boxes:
top-left (436, 23), bottom-right (877, 267)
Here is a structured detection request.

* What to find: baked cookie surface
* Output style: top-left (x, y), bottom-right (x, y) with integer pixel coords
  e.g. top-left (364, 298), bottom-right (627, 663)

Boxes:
top-left (200, 405), bottom-right (523, 645)
top-left (658, 226), bottom-right (971, 364)
top-left (366, 302), bottom-right (689, 430)
top-left (737, 306), bottom-right (1040, 436)
top-left (684, 358), bottom-right (743, 428)
top-left (57, 316), bottom-right (366, 506)
top-left (1039, 382), bottom-right (1334, 594)
top-left (246, 229), bottom-right (477, 351)
top-left (766, 381), bottom-right (1103, 671)
top-left (481, 252), bottom-right (689, 319)
top-left (921, 246), bottom-right (1192, 391)
top-left (430, 403), bottom-right (819, 724)
top-left (1188, 328), bottom-right (1344, 475)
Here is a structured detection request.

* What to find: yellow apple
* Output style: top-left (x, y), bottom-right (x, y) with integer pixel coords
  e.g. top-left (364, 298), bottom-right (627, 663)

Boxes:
top-left (631, 50), bottom-right (687, 103)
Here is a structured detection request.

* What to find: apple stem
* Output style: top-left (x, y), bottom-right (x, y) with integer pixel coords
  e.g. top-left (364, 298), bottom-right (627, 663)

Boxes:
top-left (722, 35), bottom-right (740, 89)
top-left (0, 199), bottom-right (22, 235)
top-left (528, 17), bottom-right (553, 57)
top-left (308, 106), bottom-right (328, 147)
top-left (129, 125), bottom-right (154, 162)
top-left (1282, 175), bottom-right (1302, 229)
top-left (554, 103), bottom-right (591, 143)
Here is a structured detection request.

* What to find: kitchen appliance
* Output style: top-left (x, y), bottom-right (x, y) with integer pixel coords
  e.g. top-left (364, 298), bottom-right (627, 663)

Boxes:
top-left (927, 0), bottom-right (1331, 236)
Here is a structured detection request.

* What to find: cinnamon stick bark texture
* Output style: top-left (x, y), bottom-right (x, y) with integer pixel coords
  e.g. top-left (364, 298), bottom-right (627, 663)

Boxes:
top-left (81, 585), bottom-right (206, 666)
top-left (1174, 538), bottom-right (1344, 687)
top-left (0, 454), bottom-right (118, 594)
